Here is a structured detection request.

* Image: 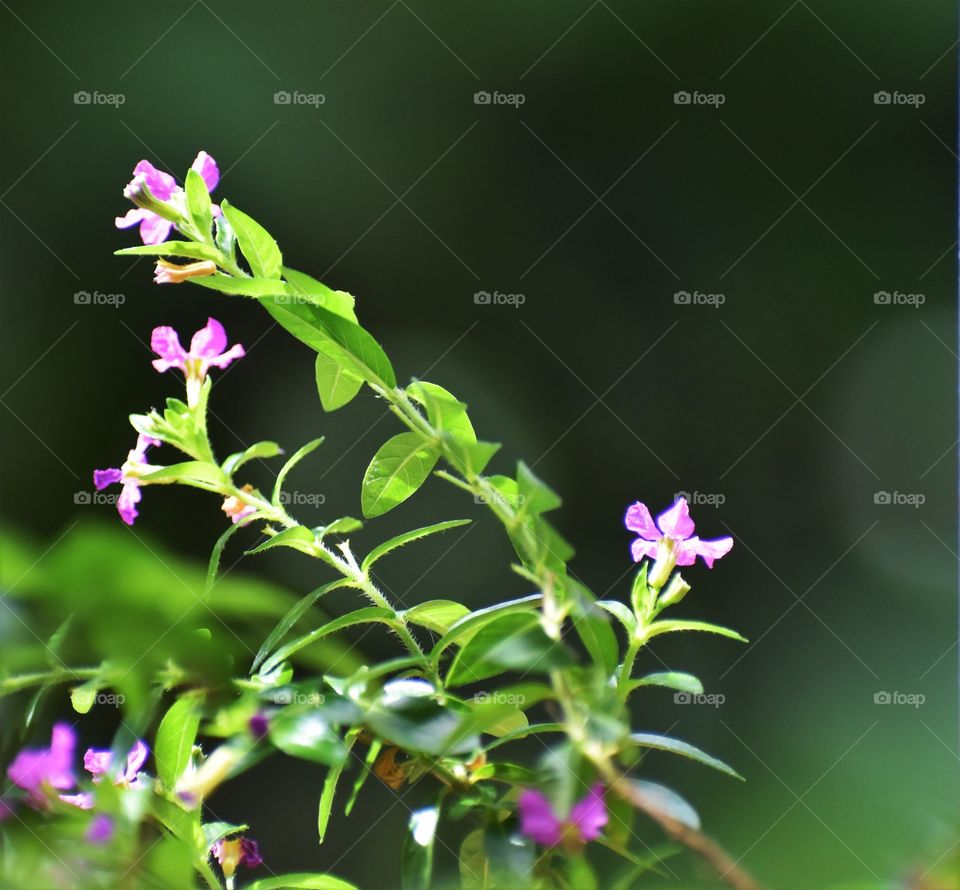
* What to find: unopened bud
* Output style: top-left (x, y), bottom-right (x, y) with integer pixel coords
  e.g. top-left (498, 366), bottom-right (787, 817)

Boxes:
top-left (154, 259), bottom-right (217, 285)
top-left (659, 573), bottom-right (691, 607)
top-left (123, 175), bottom-right (183, 222)
top-left (647, 539), bottom-right (676, 590)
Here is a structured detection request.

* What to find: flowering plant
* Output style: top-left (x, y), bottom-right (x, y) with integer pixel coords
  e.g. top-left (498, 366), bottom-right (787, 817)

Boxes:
top-left (0, 151), bottom-right (759, 890)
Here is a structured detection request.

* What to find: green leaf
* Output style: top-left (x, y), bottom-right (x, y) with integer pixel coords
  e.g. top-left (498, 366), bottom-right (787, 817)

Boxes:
top-left (402, 599), bottom-right (470, 635)
top-left (366, 696), bottom-right (479, 756)
top-left (361, 519), bottom-right (471, 572)
top-left (596, 600), bottom-right (637, 636)
top-left (272, 437), bottom-right (324, 507)
top-left (318, 517), bottom-right (363, 538)
top-left (646, 620), bottom-right (748, 643)
top-left (185, 167), bottom-right (213, 236)
top-left (446, 613), bottom-right (575, 686)
top-left (484, 821), bottom-right (535, 888)
top-left (115, 241), bottom-right (222, 263)
top-left (263, 607), bottom-right (395, 673)
top-left (407, 381), bottom-right (476, 443)
top-left (222, 441), bottom-right (282, 476)
top-left (318, 729), bottom-right (360, 843)
top-left (361, 432), bottom-right (440, 518)
top-left (155, 698), bottom-right (201, 789)
top-left (630, 732), bottom-right (743, 779)
top-left (627, 779), bottom-right (700, 831)
top-left (262, 299), bottom-right (396, 387)
top-left (252, 579), bottom-right (351, 672)
top-left (221, 200), bottom-right (282, 279)
top-left (315, 346), bottom-right (364, 412)
top-left (139, 461), bottom-right (225, 488)
top-left (401, 803), bottom-right (440, 890)
top-left (570, 584), bottom-right (619, 677)
top-left (344, 738), bottom-right (380, 816)
top-left (630, 564), bottom-right (650, 616)
top-left (193, 274), bottom-right (287, 297)
top-left (245, 526), bottom-right (317, 557)
top-left (204, 521), bottom-right (248, 599)
top-left (630, 672), bottom-right (703, 695)
top-left (431, 595), bottom-right (542, 663)
top-left (516, 461), bottom-right (561, 516)
top-left (246, 874), bottom-right (359, 890)
top-left (459, 830), bottom-right (491, 890)
top-left (269, 711), bottom-right (346, 766)
top-left (443, 435), bottom-right (500, 475)
top-left (284, 267), bottom-right (357, 322)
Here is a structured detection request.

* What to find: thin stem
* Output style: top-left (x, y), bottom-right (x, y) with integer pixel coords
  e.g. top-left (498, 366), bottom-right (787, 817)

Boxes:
top-left (0, 667), bottom-right (101, 696)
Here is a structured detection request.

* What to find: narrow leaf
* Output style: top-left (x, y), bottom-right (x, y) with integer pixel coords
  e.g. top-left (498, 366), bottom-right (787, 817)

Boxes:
top-left (222, 200), bottom-right (282, 279)
top-left (361, 519), bottom-right (470, 572)
top-left (630, 732), bottom-right (743, 779)
top-left (155, 699), bottom-right (201, 789)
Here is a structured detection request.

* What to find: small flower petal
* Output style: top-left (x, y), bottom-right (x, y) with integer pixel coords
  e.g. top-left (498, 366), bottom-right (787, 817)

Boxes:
top-left (60, 791), bottom-right (95, 810)
top-left (624, 502), bottom-right (659, 540)
top-left (83, 749), bottom-right (112, 777)
top-left (517, 789), bottom-right (562, 846)
top-left (569, 784), bottom-right (608, 842)
top-left (87, 813), bottom-right (114, 843)
top-left (191, 151), bottom-right (219, 193)
top-left (151, 325), bottom-right (188, 372)
top-left (117, 482), bottom-right (142, 526)
top-left (137, 212), bottom-right (174, 246)
top-left (692, 536), bottom-right (734, 568)
top-left (124, 740), bottom-right (149, 782)
top-left (656, 498), bottom-right (695, 539)
top-left (132, 160), bottom-right (177, 201)
top-left (189, 317), bottom-right (228, 359)
top-left (630, 537), bottom-right (658, 563)
top-left (94, 468), bottom-right (122, 490)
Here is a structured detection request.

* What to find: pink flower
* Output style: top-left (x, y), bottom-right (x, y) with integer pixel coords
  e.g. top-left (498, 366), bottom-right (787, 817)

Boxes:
top-left (212, 836), bottom-right (262, 878)
top-left (222, 485), bottom-right (257, 525)
top-left (625, 497), bottom-right (733, 569)
top-left (150, 317), bottom-right (244, 407)
top-left (61, 740), bottom-right (148, 811)
top-left (94, 434), bottom-right (161, 525)
top-left (518, 784), bottom-right (607, 848)
top-left (116, 151), bottom-right (219, 245)
top-left (6, 724), bottom-right (77, 806)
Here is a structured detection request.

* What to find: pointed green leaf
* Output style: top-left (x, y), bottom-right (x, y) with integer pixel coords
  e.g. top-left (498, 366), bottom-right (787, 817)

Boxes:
top-left (318, 729), bottom-right (360, 844)
top-left (516, 461), bottom-right (561, 516)
top-left (361, 432), bottom-right (440, 518)
top-left (630, 732), bottom-right (743, 779)
top-left (193, 274), bottom-right (287, 297)
top-left (407, 381), bottom-right (476, 443)
top-left (245, 525), bottom-right (316, 557)
top-left (221, 200), bottom-right (282, 279)
top-left (315, 346), bottom-right (364, 412)
top-left (646, 620), bottom-right (748, 643)
top-left (431, 594), bottom-right (543, 663)
top-left (269, 711), bottom-right (346, 766)
top-left (596, 600), bottom-right (637, 636)
top-left (222, 441), bottom-right (282, 476)
top-left (185, 167), bottom-right (213, 236)
top-left (402, 600), bottom-right (470, 635)
top-left (361, 519), bottom-right (470, 572)
top-left (272, 437), bottom-right (324, 507)
top-left (115, 241), bottom-right (222, 262)
top-left (630, 672), bottom-right (703, 695)
top-left (246, 874), bottom-right (358, 890)
top-left (155, 699), bottom-right (201, 789)
top-left (284, 267), bottom-right (357, 322)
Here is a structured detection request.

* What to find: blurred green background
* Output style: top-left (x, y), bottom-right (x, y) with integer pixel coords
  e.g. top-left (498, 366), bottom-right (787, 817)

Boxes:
top-left (1, 2), bottom-right (956, 887)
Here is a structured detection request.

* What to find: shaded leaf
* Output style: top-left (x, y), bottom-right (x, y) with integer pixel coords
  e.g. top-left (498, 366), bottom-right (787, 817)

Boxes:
top-left (222, 200), bottom-right (282, 279)
top-left (630, 732), bottom-right (743, 779)
top-left (361, 519), bottom-right (470, 572)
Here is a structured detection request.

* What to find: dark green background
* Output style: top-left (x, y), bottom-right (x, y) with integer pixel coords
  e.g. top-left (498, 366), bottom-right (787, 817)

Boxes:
top-left (1, 2), bottom-right (957, 887)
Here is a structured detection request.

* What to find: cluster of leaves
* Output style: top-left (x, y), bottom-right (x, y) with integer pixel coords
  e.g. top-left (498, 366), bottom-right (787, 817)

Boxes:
top-left (0, 160), bottom-right (753, 890)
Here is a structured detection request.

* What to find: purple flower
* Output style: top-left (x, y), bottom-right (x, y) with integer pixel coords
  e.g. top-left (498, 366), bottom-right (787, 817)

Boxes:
top-left (248, 713), bottom-right (269, 740)
top-left (94, 434), bottom-right (161, 526)
top-left (625, 498), bottom-right (733, 569)
top-left (116, 151), bottom-right (219, 245)
top-left (83, 739), bottom-right (148, 787)
top-left (150, 317), bottom-right (245, 408)
top-left (518, 784), bottom-right (608, 848)
top-left (6, 723), bottom-right (77, 806)
top-left (212, 836), bottom-right (262, 878)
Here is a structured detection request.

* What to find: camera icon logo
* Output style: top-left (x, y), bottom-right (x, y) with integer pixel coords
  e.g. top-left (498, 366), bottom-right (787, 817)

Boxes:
top-left (274, 90), bottom-right (292, 105)
top-left (74, 491), bottom-right (91, 505)
top-left (73, 91), bottom-right (91, 105)
top-left (873, 290), bottom-right (891, 305)
top-left (873, 91), bottom-right (891, 105)
top-left (74, 291), bottom-right (91, 304)
top-left (473, 91), bottom-right (491, 105)
top-left (273, 689), bottom-right (293, 705)
top-left (873, 491), bottom-right (891, 505)
top-left (873, 691), bottom-right (891, 704)
top-left (673, 91), bottom-right (691, 105)
top-left (673, 290), bottom-right (691, 305)
top-left (674, 692), bottom-right (692, 704)
top-left (474, 290), bottom-right (492, 305)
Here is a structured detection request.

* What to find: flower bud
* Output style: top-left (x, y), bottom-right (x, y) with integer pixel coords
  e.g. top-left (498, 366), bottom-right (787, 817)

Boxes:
top-left (154, 259), bottom-right (217, 285)
top-left (123, 175), bottom-right (183, 223)
top-left (647, 538), bottom-right (676, 590)
top-left (659, 573), bottom-right (691, 607)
